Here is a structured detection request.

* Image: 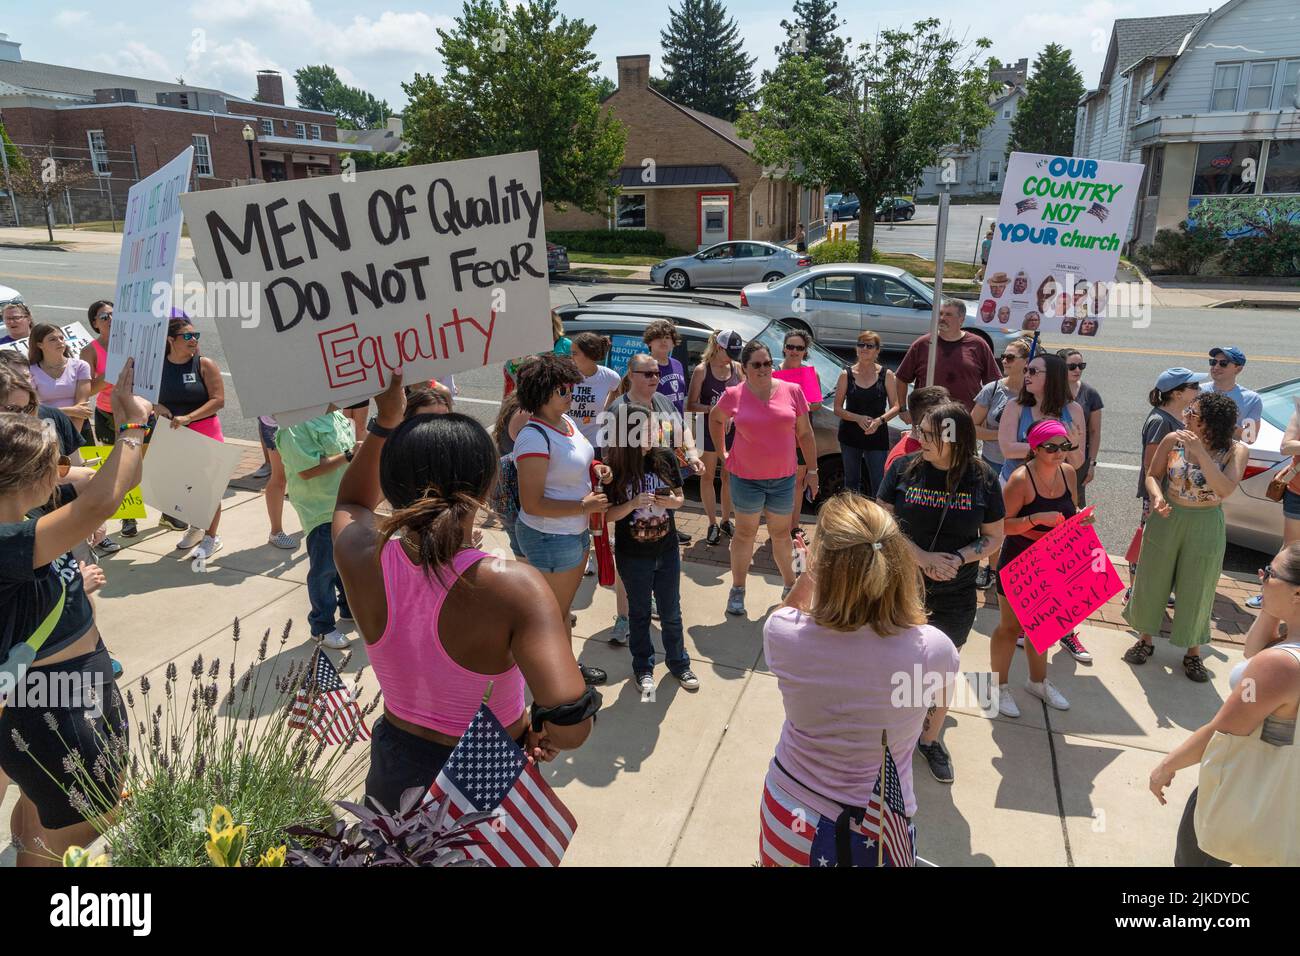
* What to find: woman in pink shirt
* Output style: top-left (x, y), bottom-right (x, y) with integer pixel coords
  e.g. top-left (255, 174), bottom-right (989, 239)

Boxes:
top-left (761, 494), bottom-right (959, 866)
top-left (709, 341), bottom-right (818, 617)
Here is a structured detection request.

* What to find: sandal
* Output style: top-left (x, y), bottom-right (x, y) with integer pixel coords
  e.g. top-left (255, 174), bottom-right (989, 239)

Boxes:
top-left (1123, 639), bottom-right (1154, 665)
top-left (1183, 653), bottom-right (1210, 683)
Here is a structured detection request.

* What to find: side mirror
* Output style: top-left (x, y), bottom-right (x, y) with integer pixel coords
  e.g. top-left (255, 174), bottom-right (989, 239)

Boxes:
top-left (912, 298), bottom-right (930, 310)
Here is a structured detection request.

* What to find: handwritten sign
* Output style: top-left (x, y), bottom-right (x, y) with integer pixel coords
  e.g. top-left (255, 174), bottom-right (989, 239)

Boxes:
top-left (977, 153), bottom-right (1143, 337)
top-left (773, 365), bottom-right (822, 405)
top-left (78, 445), bottom-right (146, 520)
top-left (138, 423), bottom-right (243, 529)
top-left (0, 321), bottom-right (93, 358)
top-left (107, 147), bottom-right (194, 403)
top-left (998, 507), bottom-right (1122, 653)
top-left (180, 151), bottom-right (553, 420)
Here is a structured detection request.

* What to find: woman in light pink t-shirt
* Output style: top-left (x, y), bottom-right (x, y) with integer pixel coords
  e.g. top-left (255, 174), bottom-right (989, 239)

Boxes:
top-left (709, 341), bottom-right (818, 617)
top-left (760, 495), bottom-right (959, 867)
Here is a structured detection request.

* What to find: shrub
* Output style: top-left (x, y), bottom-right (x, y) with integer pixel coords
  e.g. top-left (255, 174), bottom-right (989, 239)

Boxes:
top-left (1217, 223), bottom-right (1300, 277)
top-left (1132, 222), bottom-right (1223, 275)
top-left (547, 229), bottom-right (673, 255)
top-left (812, 239), bottom-right (881, 265)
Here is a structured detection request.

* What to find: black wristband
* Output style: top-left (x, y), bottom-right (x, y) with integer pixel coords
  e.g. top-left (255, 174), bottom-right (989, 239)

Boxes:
top-left (366, 417), bottom-right (394, 438)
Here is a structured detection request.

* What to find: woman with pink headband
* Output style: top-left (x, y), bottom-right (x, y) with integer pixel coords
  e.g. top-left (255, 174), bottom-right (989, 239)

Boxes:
top-left (990, 418), bottom-right (1092, 716)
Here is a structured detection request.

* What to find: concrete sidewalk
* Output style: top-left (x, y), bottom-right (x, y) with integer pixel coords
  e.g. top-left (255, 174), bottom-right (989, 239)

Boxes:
top-left (0, 439), bottom-right (1257, 866)
top-left (0, 225), bottom-right (196, 259)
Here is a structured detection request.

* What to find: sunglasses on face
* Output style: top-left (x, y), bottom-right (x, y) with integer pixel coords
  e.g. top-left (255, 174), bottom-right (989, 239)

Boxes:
top-left (1184, 407), bottom-right (1202, 419)
top-left (632, 370), bottom-right (660, 379)
top-left (999, 353), bottom-right (1021, 363)
top-left (1037, 441), bottom-right (1076, 454)
top-left (1066, 363), bottom-right (1087, 371)
top-left (784, 344), bottom-right (806, 352)
top-left (857, 342), bottom-right (880, 350)
top-left (1261, 564), bottom-right (1300, 586)
top-left (1024, 367), bottom-right (1043, 378)
top-left (96, 312), bottom-right (112, 321)
top-left (2, 400), bottom-right (37, 414)
top-left (174, 331), bottom-right (200, 342)
top-left (748, 360), bottom-right (774, 370)
top-left (1209, 359), bottom-right (1234, 368)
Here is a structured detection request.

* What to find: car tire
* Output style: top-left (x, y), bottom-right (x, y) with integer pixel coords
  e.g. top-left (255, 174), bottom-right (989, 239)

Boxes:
top-left (762, 271), bottom-right (784, 283)
top-left (665, 269), bottom-right (690, 292)
top-left (904, 209), bottom-right (915, 221)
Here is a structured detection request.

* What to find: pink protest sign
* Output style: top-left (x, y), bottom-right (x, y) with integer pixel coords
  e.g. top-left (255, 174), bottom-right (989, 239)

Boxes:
top-left (998, 508), bottom-right (1122, 653)
top-left (773, 365), bottom-right (822, 405)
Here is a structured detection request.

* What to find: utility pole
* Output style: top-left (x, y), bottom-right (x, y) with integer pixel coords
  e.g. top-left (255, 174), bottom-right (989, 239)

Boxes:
top-left (925, 184), bottom-right (951, 387)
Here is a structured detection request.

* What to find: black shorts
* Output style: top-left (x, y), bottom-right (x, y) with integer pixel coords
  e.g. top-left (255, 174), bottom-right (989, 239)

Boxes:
top-left (924, 582), bottom-right (978, 649)
top-left (93, 407), bottom-right (155, 447)
top-left (0, 643), bottom-right (126, 829)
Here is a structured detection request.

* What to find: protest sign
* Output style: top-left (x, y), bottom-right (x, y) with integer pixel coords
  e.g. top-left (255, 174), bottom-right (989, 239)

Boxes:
top-left (78, 446), bottom-right (146, 520)
top-left (773, 365), bottom-right (822, 405)
top-left (0, 321), bottom-right (93, 358)
top-left (180, 150), bottom-right (553, 419)
top-left (998, 507), bottom-right (1123, 653)
top-left (607, 334), bottom-right (649, 377)
top-left (107, 148), bottom-right (194, 403)
top-left (138, 423), bottom-right (243, 529)
top-left (976, 153), bottom-right (1143, 337)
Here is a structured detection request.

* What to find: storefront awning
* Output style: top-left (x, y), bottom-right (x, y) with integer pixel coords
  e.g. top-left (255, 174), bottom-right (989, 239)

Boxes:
top-left (613, 164), bottom-right (738, 188)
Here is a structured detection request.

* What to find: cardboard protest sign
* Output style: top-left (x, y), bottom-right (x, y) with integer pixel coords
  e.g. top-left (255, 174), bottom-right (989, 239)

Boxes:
top-left (773, 365), bottom-right (822, 405)
top-left (0, 321), bottom-right (93, 358)
top-left (78, 446), bottom-right (146, 520)
top-left (607, 334), bottom-right (649, 377)
top-left (998, 507), bottom-right (1123, 653)
top-left (180, 151), bottom-right (553, 419)
top-left (138, 422), bottom-right (243, 529)
top-left (107, 147), bottom-right (194, 403)
top-left (976, 153), bottom-right (1143, 337)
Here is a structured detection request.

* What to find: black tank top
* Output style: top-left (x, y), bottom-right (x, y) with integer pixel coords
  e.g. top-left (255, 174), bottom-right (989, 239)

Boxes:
top-left (158, 355), bottom-right (212, 419)
top-left (699, 361), bottom-right (739, 407)
top-left (1008, 465), bottom-right (1075, 544)
top-left (837, 366), bottom-right (889, 451)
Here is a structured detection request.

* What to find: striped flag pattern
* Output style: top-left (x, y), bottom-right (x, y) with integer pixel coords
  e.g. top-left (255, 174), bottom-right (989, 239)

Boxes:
top-left (288, 647), bottom-right (371, 745)
top-left (863, 741), bottom-right (915, 868)
top-left (428, 703), bottom-right (577, 867)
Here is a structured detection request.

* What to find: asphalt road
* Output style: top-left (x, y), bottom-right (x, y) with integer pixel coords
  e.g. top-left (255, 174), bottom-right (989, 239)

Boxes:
top-left (3, 245), bottom-right (1295, 574)
top-left (839, 202), bottom-right (1000, 263)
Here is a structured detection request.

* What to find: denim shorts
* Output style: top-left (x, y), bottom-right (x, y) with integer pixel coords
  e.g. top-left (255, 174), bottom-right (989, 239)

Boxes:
top-left (258, 415), bottom-right (279, 451)
top-left (1285, 488), bottom-right (1300, 521)
top-left (729, 473), bottom-right (796, 515)
top-left (514, 521), bottom-right (591, 573)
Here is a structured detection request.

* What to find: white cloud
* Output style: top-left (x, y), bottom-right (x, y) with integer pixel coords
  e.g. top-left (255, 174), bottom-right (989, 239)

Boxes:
top-left (89, 41), bottom-right (173, 81)
top-left (190, 0), bottom-right (447, 59)
top-left (185, 37), bottom-right (283, 96)
top-left (53, 10), bottom-right (90, 28)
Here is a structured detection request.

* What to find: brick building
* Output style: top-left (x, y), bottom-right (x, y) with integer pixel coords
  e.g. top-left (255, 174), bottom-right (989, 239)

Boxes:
top-left (0, 34), bottom-right (366, 226)
top-left (547, 54), bottom-right (823, 252)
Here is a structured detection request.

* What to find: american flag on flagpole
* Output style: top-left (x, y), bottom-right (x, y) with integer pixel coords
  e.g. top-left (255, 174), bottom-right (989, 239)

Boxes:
top-left (288, 647), bottom-right (371, 745)
top-left (428, 702), bottom-right (577, 867)
top-left (863, 733), bottom-right (915, 868)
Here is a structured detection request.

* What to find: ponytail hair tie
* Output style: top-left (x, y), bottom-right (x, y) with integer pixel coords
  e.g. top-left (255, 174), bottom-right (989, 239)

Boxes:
top-left (871, 541), bottom-right (883, 552)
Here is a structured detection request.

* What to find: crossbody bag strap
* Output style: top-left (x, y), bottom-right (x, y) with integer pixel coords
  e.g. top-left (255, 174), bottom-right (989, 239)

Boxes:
top-left (27, 579), bottom-right (66, 653)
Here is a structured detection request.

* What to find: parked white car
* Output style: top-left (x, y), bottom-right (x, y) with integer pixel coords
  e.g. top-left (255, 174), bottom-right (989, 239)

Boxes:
top-left (1223, 377), bottom-right (1299, 555)
top-left (0, 283), bottom-right (21, 308)
top-left (649, 241), bottom-right (811, 291)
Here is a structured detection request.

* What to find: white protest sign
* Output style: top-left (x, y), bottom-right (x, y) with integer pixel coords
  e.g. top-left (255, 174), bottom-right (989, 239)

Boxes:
top-left (179, 150), bottom-right (552, 419)
top-left (975, 152), bottom-right (1143, 337)
top-left (0, 321), bottom-right (93, 357)
top-left (138, 421), bottom-right (243, 529)
top-left (107, 147), bottom-right (194, 403)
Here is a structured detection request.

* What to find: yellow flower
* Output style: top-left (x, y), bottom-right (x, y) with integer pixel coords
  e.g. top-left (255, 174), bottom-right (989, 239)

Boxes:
top-left (257, 845), bottom-right (286, 867)
top-left (204, 805), bottom-right (248, 867)
top-left (62, 845), bottom-right (109, 867)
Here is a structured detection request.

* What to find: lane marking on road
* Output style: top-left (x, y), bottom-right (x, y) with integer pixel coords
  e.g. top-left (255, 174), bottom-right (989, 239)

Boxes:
top-left (0, 271), bottom-right (112, 287)
top-left (0, 257), bottom-right (71, 266)
top-left (33, 303), bottom-right (84, 311)
top-left (1096, 462), bottom-right (1140, 472)
top-left (1036, 342), bottom-right (1296, 364)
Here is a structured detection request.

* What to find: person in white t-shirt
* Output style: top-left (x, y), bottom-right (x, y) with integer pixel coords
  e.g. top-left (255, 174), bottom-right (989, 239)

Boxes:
top-left (568, 333), bottom-right (621, 449)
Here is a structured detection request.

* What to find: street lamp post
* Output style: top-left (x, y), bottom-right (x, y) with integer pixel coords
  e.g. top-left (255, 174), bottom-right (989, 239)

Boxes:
top-left (241, 125), bottom-right (256, 182)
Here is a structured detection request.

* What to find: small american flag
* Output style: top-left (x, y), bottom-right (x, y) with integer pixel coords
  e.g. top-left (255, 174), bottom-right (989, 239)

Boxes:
top-left (1015, 198), bottom-right (1038, 214)
top-left (428, 703), bottom-right (577, 867)
top-left (863, 734), bottom-right (915, 868)
top-left (1087, 201), bottom-right (1110, 222)
top-left (289, 647), bottom-right (370, 745)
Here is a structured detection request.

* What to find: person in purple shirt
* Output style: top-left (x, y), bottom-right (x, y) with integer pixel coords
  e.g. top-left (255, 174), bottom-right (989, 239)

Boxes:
top-left (643, 320), bottom-right (686, 416)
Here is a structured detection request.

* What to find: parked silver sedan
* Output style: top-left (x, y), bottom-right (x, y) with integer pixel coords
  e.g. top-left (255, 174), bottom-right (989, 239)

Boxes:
top-left (740, 262), bottom-right (1022, 356)
top-left (1223, 377), bottom-right (1299, 554)
top-left (649, 241), bottom-right (811, 291)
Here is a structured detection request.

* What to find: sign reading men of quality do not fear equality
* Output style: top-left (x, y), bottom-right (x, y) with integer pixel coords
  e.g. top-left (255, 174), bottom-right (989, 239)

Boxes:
top-left (976, 152), bottom-right (1144, 337)
top-left (180, 151), bottom-right (553, 421)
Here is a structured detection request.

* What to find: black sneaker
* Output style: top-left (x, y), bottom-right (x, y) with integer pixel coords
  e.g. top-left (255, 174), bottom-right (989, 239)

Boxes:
top-left (676, 530), bottom-right (691, 545)
top-left (119, 519), bottom-right (138, 538)
top-left (721, 519), bottom-right (735, 538)
top-left (917, 740), bottom-right (954, 784)
top-left (672, 668), bottom-right (700, 691)
top-left (159, 513), bottom-right (188, 531)
top-left (706, 524), bottom-right (721, 546)
top-left (580, 663), bottom-right (607, 686)
top-left (975, 565), bottom-right (995, 590)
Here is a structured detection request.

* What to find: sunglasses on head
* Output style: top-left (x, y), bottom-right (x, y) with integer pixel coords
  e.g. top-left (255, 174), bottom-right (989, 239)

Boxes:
top-left (1261, 564), bottom-right (1300, 586)
top-left (1066, 362), bottom-right (1087, 371)
top-left (1037, 441), bottom-right (1076, 454)
top-left (1209, 358), bottom-right (1235, 368)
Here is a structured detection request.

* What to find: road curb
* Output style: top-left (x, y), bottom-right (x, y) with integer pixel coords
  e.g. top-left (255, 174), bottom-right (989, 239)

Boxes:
top-left (0, 241), bottom-right (70, 252)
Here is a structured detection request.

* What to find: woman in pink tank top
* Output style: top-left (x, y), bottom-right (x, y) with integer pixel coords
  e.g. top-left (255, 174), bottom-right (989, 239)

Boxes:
top-left (333, 370), bottom-right (598, 812)
top-left (78, 300), bottom-right (117, 444)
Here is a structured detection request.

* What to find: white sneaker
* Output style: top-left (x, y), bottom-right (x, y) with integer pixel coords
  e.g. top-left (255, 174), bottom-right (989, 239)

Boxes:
top-left (997, 683), bottom-right (1020, 718)
top-left (268, 531), bottom-right (297, 550)
top-left (177, 526), bottom-right (205, 551)
top-left (319, 629), bottom-right (349, 650)
top-left (189, 535), bottom-right (222, 561)
top-left (1025, 678), bottom-right (1070, 711)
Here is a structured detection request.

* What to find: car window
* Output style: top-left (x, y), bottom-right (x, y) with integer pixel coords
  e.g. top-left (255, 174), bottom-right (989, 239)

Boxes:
top-left (808, 274), bottom-right (857, 303)
top-left (1260, 380), bottom-right (1300, 431)
top-left (700, 244), bottom-right (735, 260)
top-left (737, 243), bottom-right (767, 259)
top-left (863, 276), bottom-right (916, 307)
top-left (681, 333), bottom-right (709, 371)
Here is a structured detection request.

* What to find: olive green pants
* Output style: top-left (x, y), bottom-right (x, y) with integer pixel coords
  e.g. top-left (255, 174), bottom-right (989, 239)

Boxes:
top-left (1122, 500), bottom-right (1224, 648)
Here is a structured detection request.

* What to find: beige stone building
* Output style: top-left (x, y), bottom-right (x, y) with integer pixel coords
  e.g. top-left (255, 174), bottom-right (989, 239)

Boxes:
top-left (546, 54), bottom-right (823, 252)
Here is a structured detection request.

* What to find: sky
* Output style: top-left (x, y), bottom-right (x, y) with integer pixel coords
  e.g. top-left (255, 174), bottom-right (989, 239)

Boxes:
top-left (4, 0), bottom-right (1221, 112)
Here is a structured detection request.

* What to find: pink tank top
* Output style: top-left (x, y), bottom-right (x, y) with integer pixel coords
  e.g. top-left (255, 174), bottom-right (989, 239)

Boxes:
top-left (369, 543), bottom-right (526, 737)
top-left (92, 340), bottom-right (113, 412)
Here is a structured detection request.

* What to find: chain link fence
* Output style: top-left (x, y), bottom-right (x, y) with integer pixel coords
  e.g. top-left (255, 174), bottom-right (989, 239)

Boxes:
top-left (0, 142), bottom-right (140, 230)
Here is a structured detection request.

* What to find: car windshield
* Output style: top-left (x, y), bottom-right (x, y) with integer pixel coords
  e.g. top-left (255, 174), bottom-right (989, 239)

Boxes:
top-left (754, 320), bottom-right (846, 398)
top-left (1260, 379), bottom-right (1300, 431)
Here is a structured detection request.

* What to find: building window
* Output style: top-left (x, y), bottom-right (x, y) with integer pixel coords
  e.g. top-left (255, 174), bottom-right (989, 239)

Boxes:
top-left (1245, 61), bottom-right (1277, 110)
top-left (192, 134), bottom-right (213, 177)
top-left (1211, 64), bottom-right (1242, 111)
top-left (1147, 146), bottom-right (1164, 196)
top-left (1282, 61), bottom-right (1300, 109)
top-left (615, 193), bottom-right (646, 229)
top-left (988, 160), bottom-right (1000, 184)
top-left (309, 124), bottom-right (321, 140)
top-left (1003, 108), bottom-right (1012, 118)
top-left (294, 122), bottom-right (306, 139)
top-left (260, 118), bottom-right (274, 136)
top-left (86, 130), bottom-right (110, 176)
top-left (1263, 140), bottom-right (1300, 194)
top-left (1191, 141), bottom-right (1261, 195)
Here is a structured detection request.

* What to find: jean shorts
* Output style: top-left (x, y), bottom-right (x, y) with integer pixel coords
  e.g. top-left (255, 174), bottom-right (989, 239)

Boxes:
top-left (514, 521), bottom-right (591, 573)
top-left (729, 473), bottom-right (796, 515)
top-left (1285, 488), bottom-right (1300, 521)
top-left (258, 415), bottom-right (279, 451)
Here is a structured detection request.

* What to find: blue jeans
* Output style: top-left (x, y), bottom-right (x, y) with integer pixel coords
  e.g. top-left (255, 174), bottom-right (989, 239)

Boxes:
top-left (616, 545), bottom-right (689, 677)
top-left (306, 523), bottom-right (349, 637)
top-left (841, 447), bottom-right (887, 498)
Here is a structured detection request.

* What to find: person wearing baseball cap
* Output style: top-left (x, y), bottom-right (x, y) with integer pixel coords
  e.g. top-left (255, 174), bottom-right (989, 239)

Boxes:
top-left (1203, 347), bottom-right (1262, 441)
top-left (687, 330), bottom-right (743, 545)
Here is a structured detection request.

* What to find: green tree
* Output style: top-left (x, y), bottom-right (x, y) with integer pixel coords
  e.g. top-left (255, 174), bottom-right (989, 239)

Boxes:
top-left (1007, 44), bottom-right (1084, 157)
top-left (402, 0), bottom-right (625, 213)
top-left (740, 19), bottom-right (995, 260)
top-left (293, 65), bottom-right (341, 112)
top-left (0, 120), bottom-right (29, 174)
top-left (292, 65), bottom-right (391, 128)
top-left (593, 75), bottom-right (616, 102)
top-left (660, 0), bottom-right (756, 120)
top-left (770, 0), bottom-right (852, 96)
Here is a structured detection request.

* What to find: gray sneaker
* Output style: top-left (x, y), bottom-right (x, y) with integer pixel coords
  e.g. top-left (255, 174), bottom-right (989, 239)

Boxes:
top-left (609, 615), bottom-right (629, 645)
top-left (726, 586), bottom-right (746, 616)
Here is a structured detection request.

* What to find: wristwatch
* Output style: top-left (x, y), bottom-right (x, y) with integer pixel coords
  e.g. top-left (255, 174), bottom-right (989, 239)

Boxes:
top-left (366, 417), bottom-right (395, 438)
top-left (344, 447), bottom-right (355, 463)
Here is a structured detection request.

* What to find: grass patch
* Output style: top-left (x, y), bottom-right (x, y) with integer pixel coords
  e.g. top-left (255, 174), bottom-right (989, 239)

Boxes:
top-left (567, 251), bottom-right (672, 266)
top-left (72, 219), bottom-right (191, 237)
top-left (567, 266), bottom-right (638, 278)
top-left (876, 252), bottom-right (980, 280)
